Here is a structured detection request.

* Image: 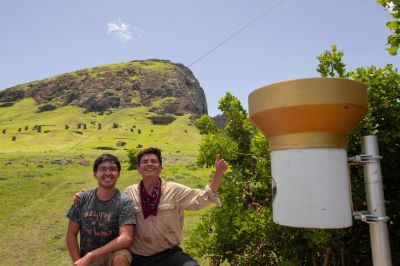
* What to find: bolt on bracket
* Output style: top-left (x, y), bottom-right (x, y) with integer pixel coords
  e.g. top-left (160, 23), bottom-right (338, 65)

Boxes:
top-left (353, 211), bottom-right (389, 223)
top-left (348, 154), bottom-right (382, 165)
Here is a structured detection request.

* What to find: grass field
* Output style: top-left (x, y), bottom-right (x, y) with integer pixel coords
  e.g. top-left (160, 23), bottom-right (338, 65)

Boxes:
top-left (0, 99), bottom-right (215, 265)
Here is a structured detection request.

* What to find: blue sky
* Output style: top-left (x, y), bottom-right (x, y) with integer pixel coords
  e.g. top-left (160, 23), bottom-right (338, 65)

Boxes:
top-left (0, 0), bottom-right (398, 116)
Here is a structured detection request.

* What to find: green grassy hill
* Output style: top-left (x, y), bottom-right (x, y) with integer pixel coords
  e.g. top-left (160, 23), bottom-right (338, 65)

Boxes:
top-left (0, 98), bottom-right (213, 265)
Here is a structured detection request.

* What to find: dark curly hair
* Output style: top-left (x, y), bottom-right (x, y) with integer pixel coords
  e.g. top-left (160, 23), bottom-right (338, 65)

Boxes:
top-left (137, 147), bottom-right (162, 166)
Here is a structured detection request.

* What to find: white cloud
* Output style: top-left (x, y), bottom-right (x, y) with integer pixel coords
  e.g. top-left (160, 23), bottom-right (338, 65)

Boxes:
top-left (107, 19), bottom-right (143, 42)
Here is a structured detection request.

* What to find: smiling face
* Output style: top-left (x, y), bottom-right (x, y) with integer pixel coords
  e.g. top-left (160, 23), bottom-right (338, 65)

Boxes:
top-left (93, 161), bottom-right (120, 189)
top-left (138, 153), bottom-right (163, 180)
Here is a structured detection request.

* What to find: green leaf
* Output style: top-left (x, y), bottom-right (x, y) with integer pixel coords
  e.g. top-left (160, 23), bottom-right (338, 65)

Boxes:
top-left (388, 45), bottom-right (399, 55)
top-left (387, 20), bottom-right (399, 30)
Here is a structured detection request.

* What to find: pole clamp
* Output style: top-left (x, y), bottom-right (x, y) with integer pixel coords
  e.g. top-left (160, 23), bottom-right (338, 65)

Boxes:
top-left (348, 154), bottom-right (382, 164)
top-left (353, 211), bottom-right (389, 223)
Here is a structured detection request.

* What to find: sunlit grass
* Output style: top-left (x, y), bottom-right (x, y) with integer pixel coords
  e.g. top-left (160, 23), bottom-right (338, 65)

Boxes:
top-left (0, 98), bottom-right (215, 265)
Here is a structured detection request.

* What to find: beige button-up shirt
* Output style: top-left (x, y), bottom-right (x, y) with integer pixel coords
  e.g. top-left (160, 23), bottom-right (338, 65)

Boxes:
top-left (124, 181), bottom-right (220, 256)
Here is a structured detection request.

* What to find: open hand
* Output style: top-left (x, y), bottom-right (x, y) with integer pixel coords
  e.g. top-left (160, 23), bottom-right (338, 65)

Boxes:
top-left (73, 189), bottom-right (86, 203)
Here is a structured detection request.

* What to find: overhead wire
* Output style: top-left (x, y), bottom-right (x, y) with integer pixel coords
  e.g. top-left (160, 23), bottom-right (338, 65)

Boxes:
top-left (11, 0), bottom-right (287, 156)
top-left (188, 0), bottom-right (287, 68)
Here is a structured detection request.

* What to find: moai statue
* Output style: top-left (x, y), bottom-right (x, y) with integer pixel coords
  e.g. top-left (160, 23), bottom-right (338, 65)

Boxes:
top-left (65, 125), bottom-right (69, 130)
top-left (77, 123), bottom-right (81, 129)
top-left (83, 124), bottom-right (87, 130)
top-left (37, 126), bottom-right (42, 133)
top-left (18, 128), bottom-right (21, 132)
top-left (3, 129), bottom-right (6, 134)
top-left (130, 128), bottom-right (134, 132)
top-left (98, 123), bottom-right (102, 130)
top-left (137, 129), bottom-right (141, 134)
top-left (113, 123), bottom-right (119, 129)
top-left (12, 136), bottom-right (16, 141)
top-left (24, 126), bottom-right (28, 130)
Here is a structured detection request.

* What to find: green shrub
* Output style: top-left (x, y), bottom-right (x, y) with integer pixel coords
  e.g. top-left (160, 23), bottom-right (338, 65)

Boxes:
top-left (127, 148), bottom-right (140, 170)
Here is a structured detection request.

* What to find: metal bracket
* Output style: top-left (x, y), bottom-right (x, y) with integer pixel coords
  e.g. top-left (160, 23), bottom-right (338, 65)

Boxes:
top-left (348, 154), bottom-right (382, 165)
top-left (353, 211), bottom-right (389, 223)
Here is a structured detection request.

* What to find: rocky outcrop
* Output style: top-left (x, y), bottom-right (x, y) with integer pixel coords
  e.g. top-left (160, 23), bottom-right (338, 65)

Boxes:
top-left (148, 115), bottom-right (177, 125)
top-left (0, 59), bottom-right (208, 118)
top-left (213, 114), bottom-right (228, 129)
top-left (38, 104), bottom-right (57, 113)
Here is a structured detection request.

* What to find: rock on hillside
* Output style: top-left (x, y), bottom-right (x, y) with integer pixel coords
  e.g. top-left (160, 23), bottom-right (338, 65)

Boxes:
top-left (0, 59), bottom-right (207, 118)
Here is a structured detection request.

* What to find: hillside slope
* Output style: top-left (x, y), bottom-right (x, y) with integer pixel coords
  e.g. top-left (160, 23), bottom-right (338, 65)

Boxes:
top-left (0, 97), bottom-right (202, 158)
top-left (0, 59), bottom-right (207, 118)
top-left (0, 60), bottom-right (214, 265)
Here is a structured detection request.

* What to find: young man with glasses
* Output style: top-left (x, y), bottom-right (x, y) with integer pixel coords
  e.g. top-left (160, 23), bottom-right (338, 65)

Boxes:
top-left (66, 154), bottom-right (136, 266)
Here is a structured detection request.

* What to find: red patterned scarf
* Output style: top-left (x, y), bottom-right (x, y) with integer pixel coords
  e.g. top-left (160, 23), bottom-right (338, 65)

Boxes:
top-left (140, 179), bottom-right (162, 219)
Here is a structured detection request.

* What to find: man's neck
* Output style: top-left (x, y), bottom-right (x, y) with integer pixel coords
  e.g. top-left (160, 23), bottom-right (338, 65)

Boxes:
top-left (142, 177), bottom-right (160, 194)
top-left (97, 187), bottom-right (117, 201)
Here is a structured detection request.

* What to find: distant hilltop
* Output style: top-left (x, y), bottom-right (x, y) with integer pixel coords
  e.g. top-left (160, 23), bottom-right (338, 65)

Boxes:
top-left (0, 59), bottom-right (208, 118)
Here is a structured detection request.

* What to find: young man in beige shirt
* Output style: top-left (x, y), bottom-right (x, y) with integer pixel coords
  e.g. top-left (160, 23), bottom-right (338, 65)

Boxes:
top-left (125, 147), bottom-right (228, 266)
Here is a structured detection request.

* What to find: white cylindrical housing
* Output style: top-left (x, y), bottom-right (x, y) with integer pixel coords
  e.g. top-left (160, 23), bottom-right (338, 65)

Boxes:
top-left (272, 148), bottom-right (352, 228)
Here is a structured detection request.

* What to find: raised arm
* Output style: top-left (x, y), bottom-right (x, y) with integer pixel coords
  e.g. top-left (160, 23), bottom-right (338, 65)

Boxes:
top-left (208, 154), bottom-right (228, 193)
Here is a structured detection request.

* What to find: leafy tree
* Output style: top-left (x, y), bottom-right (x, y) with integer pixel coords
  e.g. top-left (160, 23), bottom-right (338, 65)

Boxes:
top-left (190, 99), bottom-right (278, 265)
top-left (349, 63), bottom-right (400, 262)
top-left (195, 114), bottom-right (220, 135)
top-left (188, 93), bottom-right (340, 265)
top-left (377, 0), bottom-right (400, 55)
top-left (316, 45), bottom-right (347, 78)
top-left (316, 46), bottom-right (400, 264)
top-left (187, 47), bottom-right (400, 265)
top-left (127, 148), bottom-right (140, 170)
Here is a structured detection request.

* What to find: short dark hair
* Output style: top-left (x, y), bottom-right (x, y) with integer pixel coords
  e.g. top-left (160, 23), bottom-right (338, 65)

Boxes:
top-left (93, 154), bottom-right (121, 172)
top-left (137, 147), bottom-right (162, 166)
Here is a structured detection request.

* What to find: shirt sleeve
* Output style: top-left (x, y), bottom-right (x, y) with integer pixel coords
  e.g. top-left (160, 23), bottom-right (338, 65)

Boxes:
top-left (66, 202), bottom-right (80, 222)
top-left (172, 182), bottom-right (221, 210)
top-left (66, 190), bottom-right (90, 222)
top-left (118, 194), bottom-right (137, 226)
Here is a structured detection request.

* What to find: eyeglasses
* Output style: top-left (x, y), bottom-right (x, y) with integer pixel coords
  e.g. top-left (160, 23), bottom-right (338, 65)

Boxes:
top-left (97, 166), bottom-right (118, 172)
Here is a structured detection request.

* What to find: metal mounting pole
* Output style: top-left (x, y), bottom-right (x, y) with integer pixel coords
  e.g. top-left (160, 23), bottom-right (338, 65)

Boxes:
top-left (361, 135), bottom-right (392, 266)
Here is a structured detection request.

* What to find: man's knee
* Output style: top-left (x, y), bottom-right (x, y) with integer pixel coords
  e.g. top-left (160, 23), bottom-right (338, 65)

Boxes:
top-left (112, 249), bottom-right (132, 266)
top-left (112, 255), bottom-right (129, 266)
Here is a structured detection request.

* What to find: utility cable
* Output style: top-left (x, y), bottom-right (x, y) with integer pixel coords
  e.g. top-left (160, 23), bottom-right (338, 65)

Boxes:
top-left (7, 0), bottom-right (288, 155)
top-left (188, 0), bottom-right (287, 67)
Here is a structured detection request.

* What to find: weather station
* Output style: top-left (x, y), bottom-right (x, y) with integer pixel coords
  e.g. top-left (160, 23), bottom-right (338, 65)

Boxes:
top-left (248, 78), bottom-right (392, 265)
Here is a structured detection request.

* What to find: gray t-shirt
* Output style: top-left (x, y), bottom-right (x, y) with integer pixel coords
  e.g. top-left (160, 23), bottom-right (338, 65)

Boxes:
top-left (67, 188), bottom-right (136, 257)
